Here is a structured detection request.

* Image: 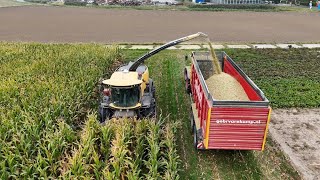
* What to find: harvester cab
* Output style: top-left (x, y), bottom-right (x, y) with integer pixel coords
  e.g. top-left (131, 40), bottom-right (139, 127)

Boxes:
top-left (99, 32), bottom-right (208, 122)
top-left (99, 63), bottom-right (156, 122)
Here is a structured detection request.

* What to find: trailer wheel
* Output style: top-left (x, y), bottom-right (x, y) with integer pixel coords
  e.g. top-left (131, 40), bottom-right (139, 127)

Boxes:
top-left (190, 107), bottom-right (195, 134)
top-left (184, 68), bottom-right (191, 94)
top-left (186, 79), bottom-right (191, 94)
top-left (193, 124), bottom-right (198, 150)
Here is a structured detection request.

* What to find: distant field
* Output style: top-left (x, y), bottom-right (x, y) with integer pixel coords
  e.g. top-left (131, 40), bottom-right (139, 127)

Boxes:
top-left (100, 3), bottom-right (314, 13)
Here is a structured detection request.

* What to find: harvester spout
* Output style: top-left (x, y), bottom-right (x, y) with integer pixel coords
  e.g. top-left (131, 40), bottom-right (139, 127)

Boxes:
top-left (128, 32), bottom-right (208, 71)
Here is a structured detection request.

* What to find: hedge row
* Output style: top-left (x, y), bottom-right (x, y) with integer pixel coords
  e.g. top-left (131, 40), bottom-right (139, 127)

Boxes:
top-left (64, 0), bottom-right (88, 6)
top-left (188, 4), bottom-right (276, 10)
top-left (24, 0), bottom-right (50, 4)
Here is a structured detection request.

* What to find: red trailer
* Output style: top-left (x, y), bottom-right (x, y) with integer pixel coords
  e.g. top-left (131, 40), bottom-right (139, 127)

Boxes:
top-left (184, 51), bottom-right (271, 151)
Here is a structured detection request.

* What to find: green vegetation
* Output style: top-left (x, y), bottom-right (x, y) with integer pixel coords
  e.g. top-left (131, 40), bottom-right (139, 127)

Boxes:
top-left (188, 4), bottom-right (277, 11)
top-left (58, 2), bottom-right (313, 12)
top-left (0, 0), bottom-right (31, 7)
top-left (64, 0), bottom-right (87, 6)
top-left (62, 116), bottom-right (179, 179)
top-left (187, 3), bottom-right (317, 12)
top-left (224, 48), bottom-right (320, 108)
top-left (0, 43), bottom-right (120, 178)
top-left (100, 4), bottom-right (310, 12)
top-left (24, 0), bottom-right (49, 4)
top-left (0, 43), bottom-right (179, 179)
top-left (1, 43), bottom-right (311, 179)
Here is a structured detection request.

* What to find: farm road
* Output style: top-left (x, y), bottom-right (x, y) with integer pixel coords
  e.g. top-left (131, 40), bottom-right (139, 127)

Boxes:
top-left (0, 6), bottom-right (320, 43)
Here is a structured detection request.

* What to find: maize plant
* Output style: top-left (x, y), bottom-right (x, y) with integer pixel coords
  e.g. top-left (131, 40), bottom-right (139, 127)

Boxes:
top-left (162, 122), bottom-right (180, 180)
top-left (63, 115), bottom-right (179, 179)
top-left (0, 43), bottom-right (120, 178)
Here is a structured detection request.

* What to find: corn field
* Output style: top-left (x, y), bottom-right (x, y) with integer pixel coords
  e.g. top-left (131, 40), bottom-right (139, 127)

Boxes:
top-left (0, 43), bottom-right (179, 179)
top-left (0, 43), bottom-right (119, 178)
top-left (62, 115), bottom-right (179, 179)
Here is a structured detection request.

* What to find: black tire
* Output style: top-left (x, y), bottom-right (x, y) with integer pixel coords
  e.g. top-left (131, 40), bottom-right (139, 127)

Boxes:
top-left (193, 124), bottom-right (198, 150)
top-left (190, 109), bottom-right (195, 134)
top-left (184, 68), bottom-right (191, 94)
top-left (185, 79), bottom-right (191, 94)
top-left (98, 105), bottom-right (108, 123)
top-left (184, 68), bottom-right (188, 81)
top-left (149, 101), bottom-right (156, 118)
top-left (139, 99), bottom-right (156, 119)
top-left (152, 85), bottom-right (156, 99)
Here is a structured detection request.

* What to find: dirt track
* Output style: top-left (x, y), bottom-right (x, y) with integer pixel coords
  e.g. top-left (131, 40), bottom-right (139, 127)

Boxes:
top-left (270, 109), bottom-right (320, 180)
top-left (0, 6), bottom-right (320, 43)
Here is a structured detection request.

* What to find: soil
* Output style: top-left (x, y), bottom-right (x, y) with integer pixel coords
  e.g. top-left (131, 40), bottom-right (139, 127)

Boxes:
top-left (0, 6), bottom-right (320, 43)
top-left (269, 108), bottom-right (320, 180)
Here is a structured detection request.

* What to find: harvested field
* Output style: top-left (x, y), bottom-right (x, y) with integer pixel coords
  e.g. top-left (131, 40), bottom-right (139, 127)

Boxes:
top-left (0, 6), bottom-right (320, 43)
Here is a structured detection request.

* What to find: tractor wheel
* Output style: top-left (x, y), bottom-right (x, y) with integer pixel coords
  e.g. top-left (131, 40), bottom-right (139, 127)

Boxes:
top-left (148, 104), bottom-right (156, 119)
top-left (98, 106), bottom-right (108, 123)
top-left (152, 86), bottom-right (156, 99)
top-left (150, 99), bottom-right (157, 118)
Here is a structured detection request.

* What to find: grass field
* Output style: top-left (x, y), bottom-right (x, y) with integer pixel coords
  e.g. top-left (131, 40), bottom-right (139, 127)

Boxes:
top-left (63, 3), bottom-right (315, 13)
top-left (0, 0), bottom-right (31, 7)
top-left (2, 43), bottom-right (319, 178)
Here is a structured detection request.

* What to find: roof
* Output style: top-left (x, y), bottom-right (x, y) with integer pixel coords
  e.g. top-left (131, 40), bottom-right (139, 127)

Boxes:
top-left (102, 71), bottom-right (142, 86)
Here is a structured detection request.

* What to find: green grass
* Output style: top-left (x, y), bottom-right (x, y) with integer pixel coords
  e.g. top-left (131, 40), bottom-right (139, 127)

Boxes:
top-left (51, 2), bottom-right (316, 13)
top-left (0, 0), bottom-right (31, 7)
top-left (122, 49), bottom-right (301, 179)
top-left (224, 48), bottom-right (320, 108)
top-left (188, 4), bottom-right (320, 12)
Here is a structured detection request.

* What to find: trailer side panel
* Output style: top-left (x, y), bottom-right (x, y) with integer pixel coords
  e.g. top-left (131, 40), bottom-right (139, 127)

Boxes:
top-left (208, 107), bottom-right (271, 150)
top-left (191, 64), bottom-right (211, 139)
